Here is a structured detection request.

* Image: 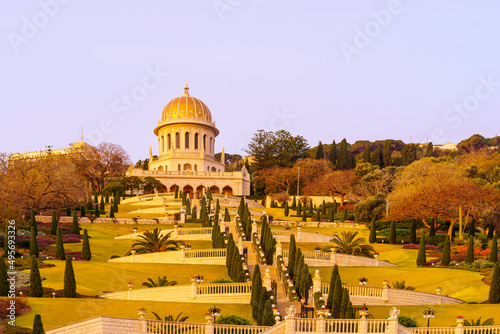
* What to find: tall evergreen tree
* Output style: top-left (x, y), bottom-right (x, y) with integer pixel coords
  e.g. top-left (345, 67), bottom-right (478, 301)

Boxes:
top-left (291, 196), bottom-right (297, 210)
top-left (316, 141), bottom-right (324, 159)
top-left (99, 196), bottom-right (105, 211)
top-left (288, 234), bottom-right (297, 279)
top-left (441, 235), bottom-right (451, 266)
top-left (326, 265), bottom-right (339, 309)
top-left (361, 147), bottom-right (371, 163)
top-left (488, 262), bottom-right (500, 304)
top-left (0, 255), bottom-right (8, 296)
top-left (55, 227), bottom-right (66, 260)
top-left (332, 276), bottom-right (343, 318)
top-left (409, 220), bottom-right (417, 244)
top-left (425, 142), bottom-right (434, 157)
top-left (174, 186), bottom-right (179, 198)
top-left (339, 288), bottom-right (350, 319)
top-left (261, 299), bottom-right (276, 326)
top-left (297, 201), bottom-right (302, 215)
top-left (63, 257), bottom-right (77, 297)
top-left (110, 205), bottom-right (115, 218)
top-left (370, 146), bottom-right (383, 168)
top-left (416, 234), bottom-right (427, 266)
top-left (113, 196), bottom-right (119, 213)
top-left (30, 256), bottom-right (43, 297)
top-left (224, 208), bottom-right (231, 222)
top-left (257, 288), bottom-right (269, 325)
top-left (315, 210), bottom-right (320, 222)
top-left (93, 193), bottom-right (98, 203)
top-left (302, 209), bottom-right (307, 222)
top-left (346, 301), bottom-right (355, 319)
top-left (30, 226), bottom-right (39, 257)
top-left (389, 221), bottom-right (396, 244)
top-left (104, 192), bottom-right (109, 203)
top-left (469, 220), bottom-right (476, 237)
top-left (284, 202), bottom-right (289, 217)
top-left (337, 139), bottom-right (349, 170)
top-left (330, 140), bottom-right (337, 166)
top-left (465, 235), bottom-right (475, 264)
top-left (71, 212), bottom-right (79, 235)
top-left (30, 209), bottom-right (38, 236)
top-left (429, 218), bottom-right (436, 237)
top-left (32, 314), bottom-right (45, 334)
top-left (51, 210), bottom-right (58, 235)
top-left (82, 229), bottom-right (92, 261)
top-left (489, 235), bottom-right (498, 263)
top-left (94, 203), bottom-right (100, 218)
top-left (308, 199), bottom-right (314, 215)
top-left (369, 218), bottom-right (376, 243)
top-left (382, 140), bottom-right (392, 167)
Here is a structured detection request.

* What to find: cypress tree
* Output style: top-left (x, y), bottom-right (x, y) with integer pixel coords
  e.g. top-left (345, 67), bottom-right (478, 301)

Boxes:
top-left (297, 201), bottom-right (302, 215)
top-left (488, 262), bottom-right (500, 303)
top-left (51, 210), bottom-right (58, 235)
top-left (389, 221), bottom-right (396, 244)
top-left (487, 224), bottom-right (495, 239)
top-left (291, 196), bottom-right (297, 210)
top-left (82, 229), bottom-right (91, 261)
top-left (30, 256), bottom-right (43, 297)
top-left (261, 299), bottom-right (276, 326)
top-left (80, 206), bottom-right (86, 218)
top-left (63, 257), bottom-right (77, 298)
top-left (330, 140), bottom-right (337, 166)
top-left (332, 276), bottom-right (343, 318)
top-left (105, 192), bottom-right (109, 203)
top-left (489, 235), bottom-right (498, 263)
top-left (469, 220), bottom-right (476, 237)
top-left (110, 205), bottom-right (115, 218)
top-left (339, 288), bottom-right (350, 319)
top-left (361, 147), bottom-right (371, 163)
top-left (192, 206), bottom-right (197, 220)
top-left (284, 202), bottom-right (289, 217)
top-left (425, 142), bottom-right (434, 157)
top-left (302, 209), bottom-right (307, 222)
top-left (55, 227), bottom-right (66, 260)
top-left (429, 218), bottom-right (436, 237)
top-left (382, 140), bottom-right (391, 167)
top-left (337, 138), bottom-right (349, 170)
top-left (32, 314), bottom-right (45, 334)
top-left (99, 196), bottom-right (105, 211)
top-left (315, 210), bottom-right (320, 222)
top-left (30, 209), bottom-right (37, 236)
top-left (441, 235), bottom-right (451, 266)
top-left (409, 220), bottom-right (417, 244)
top-left (224, 208), bottom-right (230, 222)
top-left (30, 226), bottom-right (39, 257)
top-left (465, 235), bottom-right (475, 264)
top-left (71, 212), bottom-right (79, 235)
top-left (369, 218), bottom-right (376, 243)
top-left (329, 207), bottom-right (335, 222)
top-left (342, 209), bottom-right (348, 222)
top-left (257, 288), bottom-right (269, 325)
top-left (174, 186), bottom-right (179, 198)
top-left (251, 265), bottom-right (262, 320)
top-left (316, 141), bottom-right (324, 160)
top-left (86, 200), bottom-right (93, 210)
top-left (346, 301), bottom-right (355, 319)
top-left (114, 197), bottom-right (119, 212)
top-left (93, 193), bottom-right (98, 203)
top-left (326, 265), bottom-right (339, 310)
top-left (321, 200), bottom-right (326, 215)
top-left (94, 203), bottom-right (100, 218)
top-left (416, 234), bottom-right (427, 266)
top-left (0, 255), bottom-right (8, 296)
top-left (308, 200), bottom-right (314, 215)
top-left (288, 234), bottom-right (297, 279)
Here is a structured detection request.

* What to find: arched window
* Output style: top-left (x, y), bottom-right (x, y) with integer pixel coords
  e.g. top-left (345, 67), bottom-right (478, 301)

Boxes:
top-left (194, 133), bottom-right (199, 150)
top-left (194, 164), bottom-right (197, 171)
top-left (183, 163), bottom-right (192, 171)
top-left (167, 134), bottom-right (171, 150)
top-left (175, 132), bottom-right (180, 149)
top-left (160, 136), bottom-right (164, 153)
top-left (178, 164), bottom-right (181, 171)
top-left (211, 167), bottom-right (216, 172)
top-left (185, 132), bottom-right (190, 149)
top-left (209, 137), bottom-right (213, 153)
top-left (203, 135), bottom-right (206, 150)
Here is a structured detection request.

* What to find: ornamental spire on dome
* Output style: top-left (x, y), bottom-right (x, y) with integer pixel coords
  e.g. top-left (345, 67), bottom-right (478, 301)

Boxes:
top-left (183, 82), bottom-right (189, 96)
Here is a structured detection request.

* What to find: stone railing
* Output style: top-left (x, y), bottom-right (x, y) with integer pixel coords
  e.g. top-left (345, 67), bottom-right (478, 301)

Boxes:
top-left (410, 326), bottom-right (500, 334)
top-left (197, 282), bottom-right (252, 295)
top-left (281, 250), bottom-right (396, 267)
top-left (108, 248), bottom-right (226, 264)
top-left (184, 248), bottom-right (227, 259)
top-left (256, 227), bottom-right (332, 243)
top-left (147, 319), bottom-right (206, 334)
top-left (215, 324), bottom-right (269, 334)
top-left (176, 227), bottom-right (213, 235)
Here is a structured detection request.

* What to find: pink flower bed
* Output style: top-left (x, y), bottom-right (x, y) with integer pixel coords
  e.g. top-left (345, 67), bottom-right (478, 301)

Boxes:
top-left (402, 243), bottom-right (438, 251)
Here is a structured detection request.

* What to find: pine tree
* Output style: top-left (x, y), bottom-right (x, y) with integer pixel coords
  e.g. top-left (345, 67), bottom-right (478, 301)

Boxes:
top-left (489, 235), bottom-right (498, 263)
top-left (251, 265), bottom-right (262, 320)
top-left (441, 235), bottom-right (451, 266)
top-left (425, 142), bottom-right (434, 157)
top-left (297, 201), bottom-right (302, 215)
top-left (465, 235), bottom-right (475, 264)
top-left (30, 226), bottom-right (39, 257)
top-left (63, 257), bottom-right (77, 297)
top-left (30, 209), bottom-right (38, 236)
top-left (30, 256), bottom-right (43, 297)
top-left (32, 314), bottom-right (45, 334)
top-left (370, 146), bottom-right (383, 168)
top-left (369, 218), bottom-right (376, 243)
top-left (288, 234), bottom-right (297, 279)
top-left (110, 205), bottom-right (115, 218)
top-left (416, 234), bottom-right (427, 266)
top-left (488, 262), bottom-right (500, 304)
top-left (339, 288), bottom-right (349, 319)
top-left (51, 210), bottom-right (58, 235)
top-left (389, 221), bottom-right (396, 244)
top-left (429, 218), bottom-right (436, 237)
top-left (330, 140), bottom-right (337, 166)
top-left (316, 141), bottom-right (324, 159)
top-left (55, 227), bottom-right (66, 260)
top-left (382, 140), bottom-right (392, 167)
top-left (0, 255), bottom-right (8, 296)
top-left (326, 265), bottom-right (339, 309)
top-left (291, 196), bottom-right (297, 210)
top-left (284, 202), bottom-right (289, 217)
top-left (99, 196), bottom-right (105, 211)
top-left (337, 138), bottom-right (349, 170)
top-left (82, 229), bottom-right (92, 261)
top-left (361, 147), bottom-right (371, 163)
top-left (410, 220), bottom-right (417, 244)
top-left (332, 276), bottom-right (343, 318)
top-left (71, 212), bottom-right (79, 235)
top-left (262, 299), bottom-right (276, 326)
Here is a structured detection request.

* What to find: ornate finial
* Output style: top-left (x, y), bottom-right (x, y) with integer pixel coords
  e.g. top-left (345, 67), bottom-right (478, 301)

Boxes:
top-left (184, 82), bottom-right (189, 96)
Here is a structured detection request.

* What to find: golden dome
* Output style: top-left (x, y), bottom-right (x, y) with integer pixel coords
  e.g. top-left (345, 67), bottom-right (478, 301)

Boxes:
top-left (160, 83), bottom-right (212, 122)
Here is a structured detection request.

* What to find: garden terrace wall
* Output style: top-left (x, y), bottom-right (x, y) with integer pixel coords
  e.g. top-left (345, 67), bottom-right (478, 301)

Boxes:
top-left (257, 228), bottom-right (332, 243)
top-left (46, 316), bottom-right (142, 334)
top-left (269, 220), bottom-right (365, 229)
top-left (281, 250), bottom-right (396, 267)
top-left (108, 248), bottom-right (226, 265)
top-left (35, 215), bottom-right (171, 225)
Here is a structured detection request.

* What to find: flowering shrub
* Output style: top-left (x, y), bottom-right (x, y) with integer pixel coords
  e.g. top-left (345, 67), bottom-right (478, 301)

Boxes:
top-left (402, 244), bottom-right (438, 251)
top-left (425, 259), bottom-right (440, 266)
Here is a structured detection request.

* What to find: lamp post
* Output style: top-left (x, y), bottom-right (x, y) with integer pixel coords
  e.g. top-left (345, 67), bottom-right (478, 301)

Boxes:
top-left (208, 305), bottom-right (221, 323)
top-left (423, 308), bottom-right (436, 333)
top-left (359, 277), bottom-right (368, 286)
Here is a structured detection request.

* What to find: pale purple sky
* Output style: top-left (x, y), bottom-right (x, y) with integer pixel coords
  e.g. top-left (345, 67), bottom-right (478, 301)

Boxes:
top-left (1, 0), bottom-right (499, 162)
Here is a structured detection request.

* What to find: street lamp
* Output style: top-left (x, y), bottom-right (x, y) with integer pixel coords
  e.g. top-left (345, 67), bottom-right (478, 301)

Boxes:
top-left (423, 308), bottom-right (436, 332)
top-left (208, 305), bottom-right (221, 323)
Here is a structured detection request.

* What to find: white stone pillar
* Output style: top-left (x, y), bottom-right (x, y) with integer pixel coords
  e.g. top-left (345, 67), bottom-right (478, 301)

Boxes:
top-left (374, 253), bottom-right (379, 267)
top-left (252, 221), bottom-right (258, 235)
top-left (330, 248), bottom-right (337, 265)
top-left (276, 238), bottom-right (283, 256)
top-left (359, 309), bottom-right (369, 334)
top-left (191, 282), bottom-right (197, 300)
top-left (382, 280), bottom-right (390, 303)
top-left (455, 318), bottom-right (465, 334)
top-left (313, 269), bottom-right (322, 293)
top-left (317, 316), bottom-right (326, 334)
top-left (237, 239), bottom-right (244, 254)
top-left (284, 307), bottom-right (297, 334)
top-left (180, 207), bottom-right (186, 223)
top-left (181, 246), bottom-right (186, 262)
top-left (173, 225), bottom-right (179, 238)
top-left (264, 268), bottom-right (272, 291)
top-left (205, 317), bottom-right (214, 334)
top-left (388, 308), bottom-right (400, 334)
top-left (297, 227), bottom-right (302, 241)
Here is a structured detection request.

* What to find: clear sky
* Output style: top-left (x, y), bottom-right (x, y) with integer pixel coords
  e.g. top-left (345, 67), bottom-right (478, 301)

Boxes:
top-left (1, 0), bottom-right (499, 162)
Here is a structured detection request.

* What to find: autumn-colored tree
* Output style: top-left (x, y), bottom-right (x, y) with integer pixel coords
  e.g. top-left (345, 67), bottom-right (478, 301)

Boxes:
top-left (310, 170), bottom-right (356, 205)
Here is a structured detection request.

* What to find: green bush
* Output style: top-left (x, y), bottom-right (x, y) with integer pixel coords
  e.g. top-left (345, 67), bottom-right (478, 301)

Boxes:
top-left (378, 228), bottom-right (410, 237)
top-left (398, 316), bottom-right (418, 327)
top-left (215, 315), bottom-right (251, 325)
top-left (427, 234), bottom-right (447, 246)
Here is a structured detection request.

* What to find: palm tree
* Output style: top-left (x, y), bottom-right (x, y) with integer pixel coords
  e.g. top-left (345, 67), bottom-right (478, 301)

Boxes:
top-left (149, 312), bottom-right (190, 334)
top-left (127, 228), bottom-right (182, 255)
top-left (152, 311), bottom-right (189, 322)
top-left (391, 280), bottom-right (415, 290)
top-left (142, 275), bottom-right (177, 288)
top-left (322, 231), bottom-right (376, 258)
top-left (464, 318), bottom-right (495, 326)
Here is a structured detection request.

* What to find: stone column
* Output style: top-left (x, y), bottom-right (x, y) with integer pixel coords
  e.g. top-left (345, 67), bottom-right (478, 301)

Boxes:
top-left (138, 310), bottom-right (147, 334)
top-left (382, 280), bottom-right (390, 303)
top-left (180, 207), bottom-right (186, 223)
top-left (173, 225), bottom-right (179, 238)
top-left (374, 253), bottom-right (379, 267)
top-left (359, 309), bottom-right (369, 334)
top-left (284, 306), bottom-right (297, 334)
top-left (330, 248), bottom-right (337, 265)
top-left (297, 227), bottom-right (302, 241)
top-left (317, 315), bottom-right (326, 334)
top-left (455, 318), bottom-right (465, 334)
top-left (276, 239), bottom-right (283, 256)
top-left (388, 308), bottom-right (400, 334)
top-left (181, 246), bottom-right (186, 262)
top-left (436, 287), bottom-right (443, 304)
top-left (191, 282), bottom-right (197, 300)
top-left (313, 269), bottom-right (322, 293)
top-left (264, 268), bottom-right (272, 291)
top-left (252, 221), bottom-right (258, 235)
top-left (205, 316), bottom-right (214, 334)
